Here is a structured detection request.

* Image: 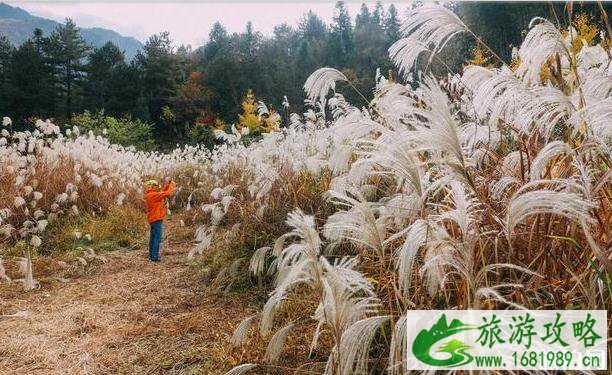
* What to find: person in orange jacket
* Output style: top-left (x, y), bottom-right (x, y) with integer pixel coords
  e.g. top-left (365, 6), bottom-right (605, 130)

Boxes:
top-left (144, 178), bottom-right (176, 262)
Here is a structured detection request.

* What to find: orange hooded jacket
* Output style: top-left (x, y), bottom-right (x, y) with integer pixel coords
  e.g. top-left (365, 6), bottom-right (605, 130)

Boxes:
top-left (145, 183), bottom-right (176, 224)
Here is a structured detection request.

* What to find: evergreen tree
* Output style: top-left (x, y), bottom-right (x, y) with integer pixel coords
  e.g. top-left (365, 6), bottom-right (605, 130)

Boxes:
top-left (329, 1), bottom-right (354, 66)
top-left (85, 42), bottom-right (125, 112)
top-left (204, 21), bottom-right (228, 58)
top-left (356, 3), bottom-right (371, 28)
top-left (384, 4), bottom-right (401, 45)
top-left (29, 28), bottom-right (56, 118)
top-left (296, 11), bottom-right (328, 91)
top-left (33, 28), bottom-right (45, 53)
top-left (354, 3), bottom-right (388, 97)
top-left (372, 1), bottom-right (384, 26)
top-left (0, 36), bottom-right (13, 114)
top-left (9, 40), bottom-right (52, 120)
top-left (209, 22), bottom-right (228, 44)
top-left (243, 21), bottom-right (261, 59)
top-left (135, 32), bottom-right (180, 136)
top-left (299, 11), bottom-right (327, 41)
top-left (259, 24), bottom-right (299, 109)
top-left (45, 19), bottom-right (91, 119)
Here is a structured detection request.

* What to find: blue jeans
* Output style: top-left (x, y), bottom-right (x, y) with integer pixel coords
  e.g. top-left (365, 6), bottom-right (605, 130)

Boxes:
top-left (149, 220), bottom-right (163, 261)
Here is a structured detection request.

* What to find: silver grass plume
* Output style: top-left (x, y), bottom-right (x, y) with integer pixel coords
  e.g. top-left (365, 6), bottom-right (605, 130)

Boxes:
top-left (17, 249), bottom-right (37, 291)
top-left (224, 363), bottom-right (257, 375)
top-left (437, 180), bottom-right (480, 238)
top-left (249, 246), bottom-right (271, 277)
top-left (324, 316), bottom-right (390, 375)
top-left (476, 283), bottom-right (529, 310)
top-left (263, 322), bottom-right (295, 363)
top-left (419, 224), bottom-right (456, 296)
top-left (516, 17), bottom-right (570, 84)
top-left (390, 4), bottom-right (468, 76)
top-left (396, 219), bottom-right (428, 296)
top-left (323, 187), bottom-right (387, 257)
top-left (514, 86), bottom-right (574, 139)
top-left (569, 96), bottom-right (612, 142)
top-left (361, 130), bottom-right (425, 199)
top-left (411, 78), bottom-right (471, 184)
top-left (310, 257), bottom-right (379, 356)
top-left (388, 315), bottom-right (407, 375)
top-left (231, 315), bottom-right (257, 346)
top-left (506, 180), bottom-right (596, 236)
top-left (304, 68), bottom-right (348, 103)
top-left (188, 225), bottom-right (216, 259)
top-left (490, 176), bottom-right (520, 200)
top-left (260, 210), bottom-right (322, 335)
top-left (0, 257), bottom-right (11, 283)
top-left (474, 264), bottom-right (542, 309)
top-left (581, 220), bottom-right (612, 274)
top-left (529, 141), bottom-right (573, 181)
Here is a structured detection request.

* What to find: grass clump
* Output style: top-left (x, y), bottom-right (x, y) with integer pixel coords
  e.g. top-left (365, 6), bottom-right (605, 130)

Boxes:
top-left (43, 205), bottom-right (146, 255)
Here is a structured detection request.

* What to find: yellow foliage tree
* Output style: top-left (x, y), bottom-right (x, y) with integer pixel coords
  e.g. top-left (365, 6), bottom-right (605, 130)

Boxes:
top-left (237, 89), bottom-right (261, 133)
top-left (570, 13), bottom-right (598, 53)
top-left (467, 46), bottom-right (493, 68)
top-left (236, 89), bottom-right (281, 135)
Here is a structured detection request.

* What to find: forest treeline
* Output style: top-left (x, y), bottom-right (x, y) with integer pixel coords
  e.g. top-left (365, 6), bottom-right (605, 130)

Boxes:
top-left (0, 1), bottom-right (610, 148)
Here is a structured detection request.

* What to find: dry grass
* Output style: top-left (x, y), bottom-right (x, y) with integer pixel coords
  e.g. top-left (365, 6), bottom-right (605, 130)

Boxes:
top-left (42, 205), bottom-right (147, 255)
top-left (0, 217), bottom-right (306, 375)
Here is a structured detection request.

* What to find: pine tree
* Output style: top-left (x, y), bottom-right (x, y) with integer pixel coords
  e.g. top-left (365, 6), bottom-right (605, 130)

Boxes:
top-left (85, 42), bottom-right (125, 112)
top-left (356, 4), bottom-right (371, 28)
top-left (9, 40), bottom-right (51, 120)
top-left (205, 22), bottom-right (228, 58)
top-left (372, 1), bottom-right (384, 26)
top-left (136, 32), bottom-right (180, 137)
top-left (243, 21), bottom-right (260, 58)
top-left (329, 1), bottom-right (354, 66)
top-left (297, 11), bottom-right (328, 86)
top-left (0, 36), bottom-right (13, 114)
top-left (46, 19), bottom-right (91, 119)
top-left (33, 28), bottom-right (44, 54)
top-left (384, 4), bottom-right (401, 45)
top-left (354, 1), bottom-right (387, 98)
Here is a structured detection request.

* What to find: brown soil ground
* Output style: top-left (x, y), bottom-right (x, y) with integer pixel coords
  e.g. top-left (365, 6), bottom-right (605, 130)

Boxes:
top-left (0, 235), bottom-right (258, 375)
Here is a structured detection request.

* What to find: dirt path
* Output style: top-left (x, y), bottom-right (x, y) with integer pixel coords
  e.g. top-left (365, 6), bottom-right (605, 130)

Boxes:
top-left (0, 239), bottom-right (255, 374)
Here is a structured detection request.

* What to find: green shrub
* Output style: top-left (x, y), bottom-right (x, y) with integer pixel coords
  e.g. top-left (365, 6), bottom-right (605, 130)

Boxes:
top-left (186, 122), bottom-right (216, 148)
top-left (70, 110), bottom-right (155, 151)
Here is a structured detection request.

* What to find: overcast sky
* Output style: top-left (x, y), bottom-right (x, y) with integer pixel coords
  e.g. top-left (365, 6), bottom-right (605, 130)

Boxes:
top-left (8, 1), bottom-right (410, 47)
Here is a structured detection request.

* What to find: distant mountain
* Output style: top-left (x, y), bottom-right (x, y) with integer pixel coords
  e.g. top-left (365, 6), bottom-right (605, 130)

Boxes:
top-left (0, 2), bottom-right (142, 59)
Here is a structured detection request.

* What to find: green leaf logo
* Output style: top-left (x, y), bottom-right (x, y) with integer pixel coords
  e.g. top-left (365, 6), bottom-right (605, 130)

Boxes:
top-left (412, 314), bottom-right (476, 367)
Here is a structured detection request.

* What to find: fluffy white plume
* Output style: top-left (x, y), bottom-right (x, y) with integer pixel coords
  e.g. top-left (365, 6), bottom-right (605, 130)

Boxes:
top-left (325, 316), bottom-right (389, 375)
top-left (230, 315), bottom-right (257, 346)
top-left (263, 322), bottom-right (295, 363)
top-left (390, 4), bottom-right (468, 75)
top-left (249, 246), bottom-right (271, 276)
top-left (516, 17), bottom-right (569, 83)
top-left (506, 181), bottom-right (596, 235)
top-left (0, 257), bottom-right (11, 283)
top-left (304, 68), bottom-right (348, 102)
top-left (223, 364), bottom-right (258, 375)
